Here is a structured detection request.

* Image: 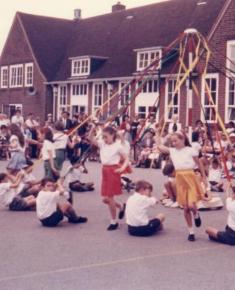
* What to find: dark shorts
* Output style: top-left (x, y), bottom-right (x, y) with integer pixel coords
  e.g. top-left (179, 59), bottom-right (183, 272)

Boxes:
top-left (9, 196), bottom-right (30, 211)
top-left (40, 209), bottom-right (64, 227)
top-left (128, 218), bottom-right (161, 237)
top-left (216, 226), bottom-right (235, 246)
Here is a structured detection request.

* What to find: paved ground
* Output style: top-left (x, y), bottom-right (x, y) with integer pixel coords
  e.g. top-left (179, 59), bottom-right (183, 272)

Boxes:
top-left (0, 161), bottom-right (234, 290)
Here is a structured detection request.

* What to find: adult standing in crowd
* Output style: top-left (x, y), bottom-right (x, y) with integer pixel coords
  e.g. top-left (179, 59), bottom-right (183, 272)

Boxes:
top-left (61, 111), bottom-right (73, 132)
top-left (168, 114), bottom-right (182, 134)
top-left (11, 109), bottom-right (24, 129)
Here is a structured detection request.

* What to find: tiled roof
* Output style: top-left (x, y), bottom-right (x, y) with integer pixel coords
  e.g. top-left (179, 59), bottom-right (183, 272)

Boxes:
top-left (18, 0), bottom-right (227, 81)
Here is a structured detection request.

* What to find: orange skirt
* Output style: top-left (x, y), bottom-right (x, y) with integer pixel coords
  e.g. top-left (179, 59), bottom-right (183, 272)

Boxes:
top-left (175, 169), bottom-right (204, 207)
top-left (101, 165), bottom-right (122, 197)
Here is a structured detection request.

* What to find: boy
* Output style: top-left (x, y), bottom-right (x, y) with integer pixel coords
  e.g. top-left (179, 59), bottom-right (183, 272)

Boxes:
top-left (126, 180), bottom-right (165, 237)
top-left (206, 186), bottom-right (235, 245)
top-left (0, 172), bottom-right (36, 211)
top-left (36, 178), bottom-right (88, 227)
top-left (63, 157), bottom-right (94, 192)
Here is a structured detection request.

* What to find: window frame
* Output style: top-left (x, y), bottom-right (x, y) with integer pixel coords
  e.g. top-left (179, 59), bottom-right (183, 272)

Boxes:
top-left (137, 49), bottom-right (162, 71)
top-left (9, 64), bottom-right (23, 88)
top-left (165, 79), bottom-right (180, 122)
top-left (71, 83), bottom-right (88, 96)
top-left (93, 83), bottom-right (104, 113)
top-left (225, 40), bottom-right (235, 123)
top-left (0, 66), bottom-right (8, 89)
top-left (58, 85), bottom-right (69, 114)
top-left (71, 58), bottom-right (90, 77)
top-left (201, 73), bottom-right (219, 123)
top-left (25, 63), bottom-right (34, 87)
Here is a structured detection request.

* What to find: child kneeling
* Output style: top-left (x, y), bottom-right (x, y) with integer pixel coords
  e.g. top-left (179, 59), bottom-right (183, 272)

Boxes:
top-left (126, 180), bottom-right (165, 237)
top-left (36, 178), bottom-right (87, 227)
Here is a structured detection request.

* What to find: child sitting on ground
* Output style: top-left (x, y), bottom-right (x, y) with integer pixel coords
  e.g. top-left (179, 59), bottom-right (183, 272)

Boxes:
top-left (36, 178), bottom-right (88, 227)
top-left (206, 186), bottom-right (235, 245)
top-left (161, 162), bottom-right (178, 208)
top-left (126, 180), bottom-right (165, 237)
top-left (208, 158), bottom-right (224, 192)
top-left (0, 172), bottom-right (36, 211)
top-left (63, 157), bottom-right (94, 192)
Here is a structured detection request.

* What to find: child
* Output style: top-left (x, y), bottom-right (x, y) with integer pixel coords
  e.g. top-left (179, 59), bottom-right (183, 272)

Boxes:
top-left (206, 186), bottom-right (235, 245)
top-left (0, 172), bottom-right (36, 211)
top-left (36, 178), bottom-right (87, 227)
top-left (40, 127), bottom-right (59, 181)
top-left (161, 162), bottom-right (178, 208)
top-left (63, 157), bottom-right (94, 192)
top-left (157, 131), bottom-right (207, 241)
top-left (126, 180), bottom-right (165, 237)
top-left (208, 158), bottom-right (224, 192)
top-left (89, 126), bottom-right (128, 231)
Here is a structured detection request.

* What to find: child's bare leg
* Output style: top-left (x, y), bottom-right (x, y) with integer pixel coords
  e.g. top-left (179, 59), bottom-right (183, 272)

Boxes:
top-left (58, 201), bottom-right (72, 214)
top-left (184, 206), bottom-right (193, 228)
top-left (24, 195), bottom-right (36, 207)
top-left (103, 197), bottom-right (117, 220)
top-left (156, 213), bottom-right (165, 224)
top-left (206, 227), bottom-right (219, 239)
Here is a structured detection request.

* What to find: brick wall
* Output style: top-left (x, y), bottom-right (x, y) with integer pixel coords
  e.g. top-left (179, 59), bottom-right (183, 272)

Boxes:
top-left (0, 14), bottom-right (49, 121)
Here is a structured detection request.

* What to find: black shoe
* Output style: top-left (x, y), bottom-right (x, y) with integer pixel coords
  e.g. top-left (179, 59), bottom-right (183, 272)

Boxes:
top-left (118, 204), bottom-right (126, 220)
top-left (107, 223), bottom-right (119, 231)
top-left (68, 216), bottom-right (88, 224)
top-left (194, 215), bottom-right (202, 227)
top-left (188, 234), bottom-right (195, 242)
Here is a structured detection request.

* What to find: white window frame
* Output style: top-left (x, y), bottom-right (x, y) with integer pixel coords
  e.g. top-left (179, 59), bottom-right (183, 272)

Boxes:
top-left (225, 40), bottom-right (235, 123)
top-left (165, 79), bottom-right (180, 121)
top-left (71, 58), bottom-right (90, 77)
top-left (71, 83), bottom-right (88, 96)
top-left (9, 64), bottom-right (23, 88)
top-left (0, 66), bottom-right (8, 88)
top-left (25, 63), bottom-right (33, 87)
top-left (93, 83), bottom-right (104, 113)
top-left (119, 81), bottom-right (132, 115)
top-left (201, 73), bottom-right (219, 123)
top-left (137, 49), bottom-right (162, 71)
top-left (58, 85), bottom-right (69, 115)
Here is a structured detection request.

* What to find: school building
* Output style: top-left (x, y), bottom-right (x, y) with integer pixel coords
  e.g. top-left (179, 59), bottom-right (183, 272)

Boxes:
top-left (0, 0), bottom-right (235, 125)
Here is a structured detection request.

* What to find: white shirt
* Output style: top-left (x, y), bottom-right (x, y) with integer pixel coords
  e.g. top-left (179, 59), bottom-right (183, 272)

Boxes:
top-left (208, 168), bottom-right (222, 183)
top-left (11, 115), bottom-right (24, 127)
top-left (9, 135), bottom-right (24, 152)
top-left (169, 147), bottom-right (197, 170)
top-left (63, 165), bottom-right (83, 190)
top-left (36, 190), bottom-right (60, 219)
top-left (126, 192), bottom-right (157, 226)
top-left (41, 140), bottom-right (55, 161)
top-left (191, 142), bottom-right (201, 156)
top-left (0, 183), bottom-right (17, 207)
top-left (25, 119), bottom-right (38, 128)
top-left (53, 132), bottom-right (68, 150)
top-left (98, 140), bottom-right (124, 165)
top-left (226, 198), bottom-right (235, 231)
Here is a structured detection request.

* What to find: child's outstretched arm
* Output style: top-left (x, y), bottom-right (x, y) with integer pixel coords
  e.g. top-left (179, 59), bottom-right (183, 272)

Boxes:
top-left (9, 172), bottom-right (24, 189)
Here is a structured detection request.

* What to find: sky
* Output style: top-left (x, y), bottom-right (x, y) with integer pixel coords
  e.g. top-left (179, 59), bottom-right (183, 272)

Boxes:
top-left (0, 0), bottom-right (167, 53)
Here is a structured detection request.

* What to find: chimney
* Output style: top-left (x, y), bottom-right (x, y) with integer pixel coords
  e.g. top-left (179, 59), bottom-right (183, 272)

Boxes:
top-left (112, 2), bottom-right (126, 13)
top-left (74, 9), bottom-right (82, 20)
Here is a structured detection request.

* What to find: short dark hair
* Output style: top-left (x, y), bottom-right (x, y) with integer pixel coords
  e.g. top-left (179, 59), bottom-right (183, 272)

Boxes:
top-left (54, 121), bottom-right (64, 132)
top-left (41, 127), bottom-right (54, 142)
top-left (41, 178), bottom-right (55, 187)
top-left (102, 126), bottom-right (117, 141)
top-left (0, 173), bottom-right (7, 183)
top-left (0, 125), bottom-right (7, 130)
top-left (162, 162), bottom-right (175, 176)
top-left (135, 180), bottom-right (153, 192)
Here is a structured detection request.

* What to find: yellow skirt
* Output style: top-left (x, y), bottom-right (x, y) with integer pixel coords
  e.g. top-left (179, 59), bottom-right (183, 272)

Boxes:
top-left (175, 170), bottom-right (204, 207)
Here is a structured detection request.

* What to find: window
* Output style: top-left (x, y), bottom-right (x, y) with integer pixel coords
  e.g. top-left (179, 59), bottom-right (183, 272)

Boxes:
top-left (226, 41), bottom-right (235, 122)
top-left (137, 106), bottom-right (158, 119)
top-left (58, 85), bottom-right (69, 113)
top-left (138, 79), bottom-right (159, 93)
top-left (71, 83), bottom-right (88, 95)
top-left (93, 83), bottom-right (103, 112)
top-left (10, 65), bottom-right (23, 88)
top-left (0, 66), bottom-right (8, 88)
top-left (25, 63), bottom-right (33, 87)
top-left (202, 74), bottom-right (218, 123)
top-left (165, 79), bottom-right (180, 121)
top-left (71, 58), bottom-right (90, 77)
top-left (119, 82), bottom-right (132, 115)
top-left (137, 50), bottom-right (162, 71)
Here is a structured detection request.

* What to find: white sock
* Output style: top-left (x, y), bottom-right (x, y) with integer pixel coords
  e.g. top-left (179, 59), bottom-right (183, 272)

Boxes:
top-left (110, 219), bottom-right (117, 225)
top-left (194, 212), bottom-right (200, 219)
top-left (188, 227), bottom-right (194, 235)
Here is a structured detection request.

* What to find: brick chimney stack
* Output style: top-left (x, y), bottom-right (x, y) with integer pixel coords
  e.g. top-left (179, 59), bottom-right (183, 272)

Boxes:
top-left (112, 2), bottom-right (126, 13)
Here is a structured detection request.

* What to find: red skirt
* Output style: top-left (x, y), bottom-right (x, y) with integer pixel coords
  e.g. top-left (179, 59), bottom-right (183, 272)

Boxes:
top-left (101, 165), bottom-right (122, 197)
